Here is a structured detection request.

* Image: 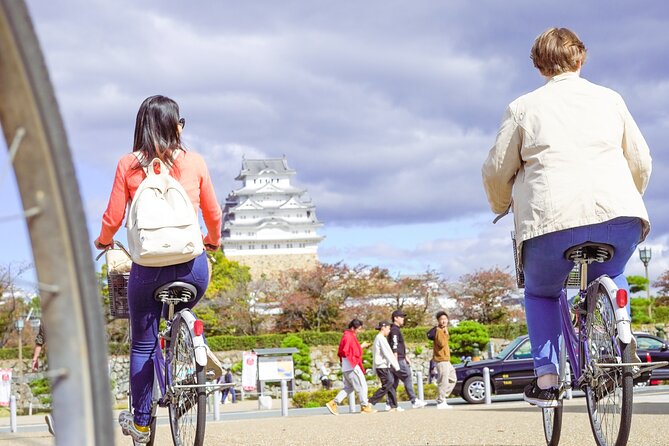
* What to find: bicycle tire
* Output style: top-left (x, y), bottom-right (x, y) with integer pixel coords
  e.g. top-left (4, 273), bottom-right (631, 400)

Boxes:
top-left (542, 402), bottom-right (563, 446)
top-left (0, 3), bottom-right (113, 445)
top-left (584, 283), bottom-right (633, 446)
top-left (167, 312), bottom-right (206, 446)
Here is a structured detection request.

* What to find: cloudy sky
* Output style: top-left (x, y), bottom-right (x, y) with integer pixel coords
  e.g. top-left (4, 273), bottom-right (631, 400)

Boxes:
top-left (1, 0), bottom-right (667, 289)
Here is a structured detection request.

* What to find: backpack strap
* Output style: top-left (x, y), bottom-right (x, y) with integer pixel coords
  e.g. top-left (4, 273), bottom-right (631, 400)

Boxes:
top-left (133, 149), bottom-right (182, 176)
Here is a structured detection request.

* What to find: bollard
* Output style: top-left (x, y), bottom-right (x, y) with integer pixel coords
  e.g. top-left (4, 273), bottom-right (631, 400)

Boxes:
top-left (416, 371), bottom-right (424, 401)
top-left (280, 380), bottom-right (288, 417)
top-left (213, 389), bottom-right (221, 421)
top-left (29, 401), bottom-right (33, 416)
top-left (483, 367), bottom-right (492, 405)
top-left (348, 392), bottom-right (355, 413)
top-left (10, 395), bottom-right (17, 433)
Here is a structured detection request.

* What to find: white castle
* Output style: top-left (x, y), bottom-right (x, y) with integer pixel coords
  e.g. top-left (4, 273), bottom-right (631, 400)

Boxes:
top-left (221, 158), bottom-right (324, 278)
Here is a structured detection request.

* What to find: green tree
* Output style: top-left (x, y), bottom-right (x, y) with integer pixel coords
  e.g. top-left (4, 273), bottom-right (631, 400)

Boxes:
top-left (205, 251), bottom-right (252, 299)
top-left (449, 320), bottom-right (490, 359)
top-left (627, 275), bottom-right (649, 295)
top-left (281, 334), bottom-right (312, 382)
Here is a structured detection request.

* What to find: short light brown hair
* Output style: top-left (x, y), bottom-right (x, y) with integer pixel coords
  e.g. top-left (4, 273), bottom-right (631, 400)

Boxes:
top-left (530, 28), bottom-right (587, 77)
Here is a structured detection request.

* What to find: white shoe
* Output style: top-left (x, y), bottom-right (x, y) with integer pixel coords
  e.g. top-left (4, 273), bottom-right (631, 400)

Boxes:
top-left (436, 401), bottom-right (453, 410)
top-left (395, 406), bottom-right (405, 412)
top-left (118, 410), bottom-right (150, 443)
top-left (412, 399), bottom-right (427, 409)
top-left (384, 403), bottom-right (391, 411)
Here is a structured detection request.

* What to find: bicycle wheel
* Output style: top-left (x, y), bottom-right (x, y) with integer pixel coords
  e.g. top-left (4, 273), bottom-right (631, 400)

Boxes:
top-left (167, 312), bottom-right (206, 446)
top-left (0, 3), bottom-right (113, 445)
top-left (584, 284), bottom-right (633, 446)
top-left (542, 402), bottom-right (563, 446)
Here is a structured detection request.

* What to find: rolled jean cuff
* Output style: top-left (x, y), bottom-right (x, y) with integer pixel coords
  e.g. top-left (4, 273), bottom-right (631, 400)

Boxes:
top-left (535, 363), bottom-right (558, 377)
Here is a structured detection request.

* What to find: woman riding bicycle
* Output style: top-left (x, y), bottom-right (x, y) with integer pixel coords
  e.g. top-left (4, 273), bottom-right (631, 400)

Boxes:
top-left (482, 28), bottom-right (651, 407)
top-left (94, 95), bottom-right (222, 442)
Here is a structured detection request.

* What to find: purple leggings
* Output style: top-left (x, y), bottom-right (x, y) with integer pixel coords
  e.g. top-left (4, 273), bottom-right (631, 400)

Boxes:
top-left (127, 251), bottom-right (209, 426)
top-left (522, 217), bottom-right (643, 377)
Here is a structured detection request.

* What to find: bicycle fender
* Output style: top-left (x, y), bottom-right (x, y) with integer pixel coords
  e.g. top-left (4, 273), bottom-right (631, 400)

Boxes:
top-left (179, 310), bottom-right (208, 367)
top-left (597, 276), bottom-right (632, 344)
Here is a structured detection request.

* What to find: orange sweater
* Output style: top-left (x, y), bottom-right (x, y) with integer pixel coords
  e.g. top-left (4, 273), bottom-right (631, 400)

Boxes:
top-left (97, 150), bottom-right (222, 247)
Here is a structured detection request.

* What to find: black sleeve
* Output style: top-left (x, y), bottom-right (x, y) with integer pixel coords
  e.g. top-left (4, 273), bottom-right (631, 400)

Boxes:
top-left (35, 323), bottom-right (45, 346)
top-left (427, 326), bottom-right (436, 341)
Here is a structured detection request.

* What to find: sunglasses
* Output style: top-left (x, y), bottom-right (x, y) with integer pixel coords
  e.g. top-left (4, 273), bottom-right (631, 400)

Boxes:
top-left (178, 118), bottom-right (186, 128)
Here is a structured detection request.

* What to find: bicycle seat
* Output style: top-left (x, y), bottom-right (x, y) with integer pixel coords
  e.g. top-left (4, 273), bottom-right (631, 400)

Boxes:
top-left (153, 281), bottom-right (198, 304)
top-left (564, 242), bottom-right (614, 263)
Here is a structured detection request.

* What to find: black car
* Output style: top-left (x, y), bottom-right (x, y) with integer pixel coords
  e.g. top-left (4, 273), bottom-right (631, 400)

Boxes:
top-left (635, 332), bottom-right (669, 382)
top-left (453, 332), bottom-right (669, 404)
top-left (453, 335), bottom-right (534, 404)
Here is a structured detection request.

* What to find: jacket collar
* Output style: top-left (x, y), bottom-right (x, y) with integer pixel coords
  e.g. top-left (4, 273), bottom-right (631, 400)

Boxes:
top-left (548, 71), bottom-right (580, 84)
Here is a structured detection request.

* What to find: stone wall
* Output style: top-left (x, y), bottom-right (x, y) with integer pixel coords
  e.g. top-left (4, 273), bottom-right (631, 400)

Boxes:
top-left (226, 253), bottom-right (319, 279)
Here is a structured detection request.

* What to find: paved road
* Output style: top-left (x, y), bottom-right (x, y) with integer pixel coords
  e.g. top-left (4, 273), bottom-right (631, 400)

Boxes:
top-left (2, 387), bottom-right (667, 445)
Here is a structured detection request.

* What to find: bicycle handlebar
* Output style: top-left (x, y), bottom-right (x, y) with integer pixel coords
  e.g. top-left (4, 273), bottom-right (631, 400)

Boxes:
top-left (94, 240), bottom-right (131, 261)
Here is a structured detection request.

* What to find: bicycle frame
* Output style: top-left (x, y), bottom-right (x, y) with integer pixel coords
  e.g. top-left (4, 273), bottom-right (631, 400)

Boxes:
top-left (558, 261), bottom-right (634, 393)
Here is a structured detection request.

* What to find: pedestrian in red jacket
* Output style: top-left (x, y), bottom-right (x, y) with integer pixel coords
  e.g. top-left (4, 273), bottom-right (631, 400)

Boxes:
top-left (326, 319), bottom-right (376, 415)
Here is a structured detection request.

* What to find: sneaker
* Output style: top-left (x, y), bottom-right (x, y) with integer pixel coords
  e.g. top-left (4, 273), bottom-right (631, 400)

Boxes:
top-left (411, 399), bottom-right (427, 409)
top-left (205, 346), bottom-right (224, 380)
top-left (436, 401), bottom-right (453, 410)
top-left (325, 399), bottom-right (339, 416)
top-left (118, 411), bottom-right (150, 444)
top-left (395, 406), bottom-right (405, 412)
top-left (523, 380), bottom-right (559, 408)
top-left (384, 403), bottom-right (391, 411)
top-left (360, 404), bottom-right (377, 414)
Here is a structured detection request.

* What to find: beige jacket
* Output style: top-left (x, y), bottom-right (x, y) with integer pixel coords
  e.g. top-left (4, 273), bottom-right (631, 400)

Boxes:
top-left (482, 72), bottom-right (651, 248)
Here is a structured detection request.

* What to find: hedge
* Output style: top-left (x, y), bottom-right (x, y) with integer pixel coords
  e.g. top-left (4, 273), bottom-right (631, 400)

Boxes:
top-left (1, 323), bottom-right (531, 358)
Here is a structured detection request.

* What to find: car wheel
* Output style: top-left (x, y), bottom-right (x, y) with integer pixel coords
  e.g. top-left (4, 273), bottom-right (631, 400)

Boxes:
top-left (462, 376), bottom-right (487, 404)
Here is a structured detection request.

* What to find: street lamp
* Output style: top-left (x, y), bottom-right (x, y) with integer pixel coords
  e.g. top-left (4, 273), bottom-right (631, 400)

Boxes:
top-left (15, 316), bottom-right (25, 382)
top-left (639, 247), bottom-right (652, 318)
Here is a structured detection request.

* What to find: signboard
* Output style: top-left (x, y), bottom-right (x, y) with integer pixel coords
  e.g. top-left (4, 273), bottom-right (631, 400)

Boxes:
top-left (258, 355), bottom-right (294, 381)
top-left (241, 351), bottom-right (258, 391)
top-left (0, 369), bottom-right (11, 406)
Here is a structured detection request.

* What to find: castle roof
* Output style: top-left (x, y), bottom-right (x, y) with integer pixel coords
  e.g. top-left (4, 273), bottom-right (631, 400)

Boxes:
top-left (235, 158), bottom-right (295, 180)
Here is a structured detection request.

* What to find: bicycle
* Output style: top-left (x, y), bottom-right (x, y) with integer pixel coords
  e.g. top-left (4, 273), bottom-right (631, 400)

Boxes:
top-left (100, 241), bottom-right (220, 446)
top-left (511, 235), bottom-right (668, 446)
top-left (1, 2), bottom-right (113, 444)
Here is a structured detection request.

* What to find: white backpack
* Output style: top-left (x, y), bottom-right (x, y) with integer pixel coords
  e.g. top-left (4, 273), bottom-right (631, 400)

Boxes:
top-left (126, 151), bottom-right (204, 267)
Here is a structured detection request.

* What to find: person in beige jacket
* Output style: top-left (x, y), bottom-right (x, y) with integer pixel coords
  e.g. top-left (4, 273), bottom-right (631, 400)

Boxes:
top-left (482, 27), bottom-right (651, 407)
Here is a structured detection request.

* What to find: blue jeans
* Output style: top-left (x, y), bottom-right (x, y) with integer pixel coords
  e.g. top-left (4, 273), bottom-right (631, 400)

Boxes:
top-left (127, 251), bottom-right (209, 426)
top-left (522, 217), bottom-right (643, 377)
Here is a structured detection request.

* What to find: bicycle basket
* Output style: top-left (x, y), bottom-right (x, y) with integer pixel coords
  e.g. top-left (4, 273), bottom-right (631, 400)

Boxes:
top-left (108, 272), bottom-right (130, 319)
top-left (105, 248), bottom-right (131, 319)
top-left (511, 231), bottom-right (581, 290)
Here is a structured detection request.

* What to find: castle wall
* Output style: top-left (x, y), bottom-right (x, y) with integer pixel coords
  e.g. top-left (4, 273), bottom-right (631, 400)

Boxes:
top-left (226, 252), bottom-right (319, 279)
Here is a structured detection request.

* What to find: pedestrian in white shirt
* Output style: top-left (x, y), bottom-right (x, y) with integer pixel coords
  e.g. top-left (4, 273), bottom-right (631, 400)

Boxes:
top-left (369, 321), bottom-right (402, 412)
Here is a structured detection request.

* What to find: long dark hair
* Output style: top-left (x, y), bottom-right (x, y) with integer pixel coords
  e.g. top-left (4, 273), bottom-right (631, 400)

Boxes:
top-left (132, 95), bottom-right (183, 168)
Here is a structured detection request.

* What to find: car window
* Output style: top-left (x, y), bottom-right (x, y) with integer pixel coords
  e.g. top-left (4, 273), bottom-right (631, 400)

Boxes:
top-left (511, 339), bottom-right (532, 359)
top-left (637, 336), bottom-right (664, 350)
top-left (496, 336), bottom-right (526, 359)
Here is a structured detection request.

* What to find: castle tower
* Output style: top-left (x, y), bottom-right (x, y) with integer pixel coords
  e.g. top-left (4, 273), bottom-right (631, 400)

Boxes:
top-left (221, 157), bottom-right (325, 278)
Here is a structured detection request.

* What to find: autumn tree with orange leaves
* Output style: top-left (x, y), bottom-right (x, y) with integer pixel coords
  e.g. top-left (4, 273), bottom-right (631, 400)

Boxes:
top-left (451, 267), bottom-right (517, 324)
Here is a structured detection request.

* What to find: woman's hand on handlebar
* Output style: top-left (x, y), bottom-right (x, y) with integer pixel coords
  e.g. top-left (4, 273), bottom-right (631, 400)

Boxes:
top-left (204, 243), bottom-right (220, 252)
top-left (94, 238), bottom-right (113, 250)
